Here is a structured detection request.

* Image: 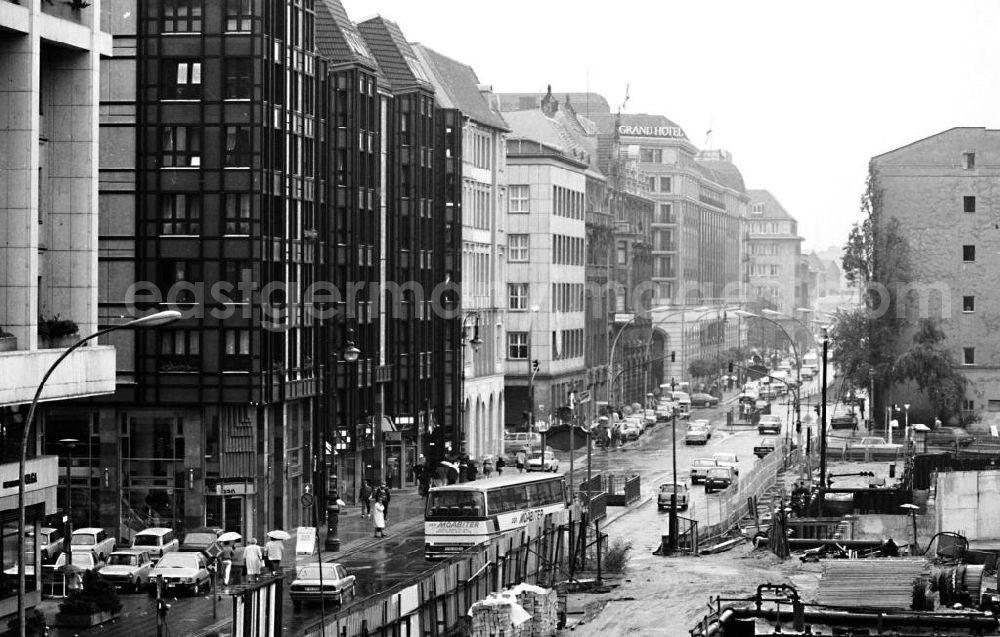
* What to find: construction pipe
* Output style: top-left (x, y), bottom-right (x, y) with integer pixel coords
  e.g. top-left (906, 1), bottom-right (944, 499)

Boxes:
top-left (733, 607), bottom-right (998, 630)
top-left (787, 538), bottom-right (883, 550)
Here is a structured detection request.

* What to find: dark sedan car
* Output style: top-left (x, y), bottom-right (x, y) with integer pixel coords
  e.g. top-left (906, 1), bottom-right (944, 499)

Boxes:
top-left (179, 527), bottom-right (224, 554)
top-left (690, 392), bottom-right (720, 407)
top-left (925, 426), bottom-right (975, 448)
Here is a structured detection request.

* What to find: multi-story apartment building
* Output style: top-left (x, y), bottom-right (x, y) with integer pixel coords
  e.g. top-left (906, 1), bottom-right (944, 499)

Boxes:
top-left (355, 16), bottom-right (463, 475)
top-left (411, 44), bottom-right (509, 461)
top-left (502, 107), bottom-right (589, 428)
top-left (0, 0), bottom-right (113, 617)
top-left (871, 127), bottom-right (1000, 423)
top-left (746, 189), bottom-right (803, 312)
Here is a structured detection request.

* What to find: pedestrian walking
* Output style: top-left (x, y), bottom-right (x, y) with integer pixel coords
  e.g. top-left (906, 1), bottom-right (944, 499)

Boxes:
top-left (264, 537), bottom-right (284, 575)
top-left (482, 457), bottom-right (493, 478)
top-left (467, 458), bottom-right (478, 482)
top-left (515, 450), bottom-right (526, 473)
top-left (219, 542), bottom-right (234, 585)
top-left (244, 538), bottom-right (264, 582)
top-left (495, 456), bottom-right (506, 475)
top-left (359, 480), bottom-right (373, 519)
top-left (373, 498), bottom-right (386, 538)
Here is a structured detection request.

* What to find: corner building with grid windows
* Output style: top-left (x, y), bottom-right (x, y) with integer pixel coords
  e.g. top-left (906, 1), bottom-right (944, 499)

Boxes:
top-left (48, 0), bottom-right (464, 543)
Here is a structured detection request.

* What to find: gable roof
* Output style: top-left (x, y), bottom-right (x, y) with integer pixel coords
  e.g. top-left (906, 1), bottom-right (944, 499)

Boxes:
top-left (409, 44), bottom-right (508, 131)
top-left (314, 0), bottom-right (380, 71)
top-left (504, 110), bottom-right (593, 166)
top-left (695, 156), bottom-right (747, 194)
top-left (498, 92), bottom-right (611, 115)
top-left (356, 16), bottom-right (433, 93)
top-left (747, 189), bottom-right (796, 221)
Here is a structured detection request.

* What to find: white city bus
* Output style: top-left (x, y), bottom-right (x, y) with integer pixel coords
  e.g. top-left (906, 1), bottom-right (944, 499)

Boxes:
top-left (424, 473), bottom-right (569, 560)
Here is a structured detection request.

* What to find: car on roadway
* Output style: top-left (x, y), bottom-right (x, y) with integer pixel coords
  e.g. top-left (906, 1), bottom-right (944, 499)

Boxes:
top-left (689, 458), bottom-right (719, 484)
top-left (691, 419), bottom-right (714, 438)
top-left (685, 423), bottom-right (709, 445)
top-left (643, 410), bottom-right (658, 427)
top-left (620, 421), bottom-right (642, 441)
top-left (27, 526), bottom-right (64, 562)
top-left (925, 426), bottom-right (975, 448)
top-left (132, 527), bottom-right (179, 563)
top-left (149, 551), bottom-right (211, 595)
top-left (712, 452), bottom-right (740, 475)
top-left (289, 562), bottom-right (356, 609)
top-left (657, 482), bottom-right (689, 511)
top-left (99, 549), bottom-right (154, 592)
top-left (704, 467), bottom-right (736, 494)
top-left (754, 437), bottom-right (777, 458)
top-left (527, 450), bottom-right (560, 472)
top-left (690, 392), bottom-right (720, 407)
top-left (180, 527), bottom-right (224, 554)
top-left (758, 415), bottom-right (783, 435)
top-left (71, 527), bottom-right (117, 562)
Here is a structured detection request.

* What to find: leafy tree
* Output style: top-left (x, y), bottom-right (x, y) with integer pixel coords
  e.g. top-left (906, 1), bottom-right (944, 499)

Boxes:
top-left (688, 358), bottom-right (715, 379)
top-left (892, 320), bottom-right (967, 420)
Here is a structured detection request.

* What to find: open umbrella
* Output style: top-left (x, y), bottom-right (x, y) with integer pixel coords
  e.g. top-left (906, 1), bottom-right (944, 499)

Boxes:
top-left (439, 461), bottom-right (460, 471)
top-left (266, 530), bottom-right (291, 541)
top-left (218, 531), bottom-right (242, 543)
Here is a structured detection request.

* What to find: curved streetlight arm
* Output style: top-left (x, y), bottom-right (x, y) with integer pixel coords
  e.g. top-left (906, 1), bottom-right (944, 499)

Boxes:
top-left (18, 311), bottom-right (179, 636)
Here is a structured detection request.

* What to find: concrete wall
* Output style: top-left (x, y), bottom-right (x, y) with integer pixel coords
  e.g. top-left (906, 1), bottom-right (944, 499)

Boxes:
top-left (935, 469), bottom-right (1000, 540)
top-left (852, 513), bottom-right (935, 547)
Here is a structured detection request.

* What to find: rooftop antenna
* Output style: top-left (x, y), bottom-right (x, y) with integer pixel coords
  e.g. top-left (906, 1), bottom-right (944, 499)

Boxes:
top-left (704, 117), bottom-right (714, 149)
top-left (619, 83), bottom-right (630, 114)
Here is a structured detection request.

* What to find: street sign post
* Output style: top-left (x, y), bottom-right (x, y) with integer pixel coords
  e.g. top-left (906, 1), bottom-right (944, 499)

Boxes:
top-left (577, 390), bottom-right (591, 404)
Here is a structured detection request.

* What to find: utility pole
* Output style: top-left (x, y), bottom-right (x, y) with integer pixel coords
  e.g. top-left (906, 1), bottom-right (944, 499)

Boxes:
top-left (819, 329), bottom-right (829, 489)
top-left (668, 405), bottom-right (678, 552)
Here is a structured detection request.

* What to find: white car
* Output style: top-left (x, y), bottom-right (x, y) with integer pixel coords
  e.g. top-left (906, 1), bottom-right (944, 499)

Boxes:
top-left (620, 421), bottom-right (642, 441)
top-left (690, 458), bottom-right (719, 484)
top-left (690, 419), bottom-right (713, 438)
top-left (99, 550), bottom-right (154, 592)
top-left (27, 526), bottom-right (64, 562)
top-left (71, 527), bottom-right (116, 561)
top-left (527, 450), bottom-right (560, 472)
top-left (149, 551), bottom-right (211, 595)
top-left (758, 415), bottom-right (783, 435)
top-left (46, 549), bottom-right (104, 577)
top-left (712, 452), bottom-right (740, 475)
top-left (290, 563), bottom-right (356, 609)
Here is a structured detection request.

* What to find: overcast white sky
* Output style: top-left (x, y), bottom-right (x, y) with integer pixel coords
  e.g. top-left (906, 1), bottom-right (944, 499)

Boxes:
top-left (341, 0), bottom-right (1000, 256)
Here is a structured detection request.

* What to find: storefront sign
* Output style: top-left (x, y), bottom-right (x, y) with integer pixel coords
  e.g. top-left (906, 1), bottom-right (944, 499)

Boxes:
top-left (296, 527), bottom-right (316, 555)
top-left (215, 482), bottom-right (256, 496)
top-left (618, 125), bottom-right (685, 138)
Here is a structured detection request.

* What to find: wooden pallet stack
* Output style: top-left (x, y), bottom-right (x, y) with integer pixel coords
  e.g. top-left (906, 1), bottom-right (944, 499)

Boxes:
top-left (468, 593), bottom-right (532, 637)
top-left (509, 583), bottom-right (558, 637)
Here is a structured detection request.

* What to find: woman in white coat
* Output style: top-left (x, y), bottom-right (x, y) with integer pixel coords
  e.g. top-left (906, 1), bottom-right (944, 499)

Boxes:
top-left (243, 537), bottom-right (264, 582)
top-left (372, 498), bottom-right (386, 538)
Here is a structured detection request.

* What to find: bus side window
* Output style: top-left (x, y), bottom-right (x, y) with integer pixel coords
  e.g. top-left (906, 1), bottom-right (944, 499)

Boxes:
top-left (525, 483), bottom-right (539, 504)
top-left (488, 492), bottom-right (502, 515)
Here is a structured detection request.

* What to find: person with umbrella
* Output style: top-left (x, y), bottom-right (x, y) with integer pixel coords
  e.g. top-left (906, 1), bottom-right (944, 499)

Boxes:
top-left (218, 531), bottom-right (242, 585)
top-left (219, 541), bottom-right (234, 585)
top-left (264, 531), bottom-right (288, 575)
top-left (244, 537), bottom-right (264, 582)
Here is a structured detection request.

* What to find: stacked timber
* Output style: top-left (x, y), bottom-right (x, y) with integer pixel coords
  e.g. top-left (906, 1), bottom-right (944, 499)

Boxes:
top-left (817, 559), bottom-right (929, 609)
top-left (468, 593), bottom-right (531, 637)
top-left (509, 583), bottom-right (558, 637)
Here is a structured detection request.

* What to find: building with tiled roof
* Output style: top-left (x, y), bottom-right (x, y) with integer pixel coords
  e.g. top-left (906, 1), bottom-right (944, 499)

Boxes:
top-left (410, 43), bottom-right (509, 459)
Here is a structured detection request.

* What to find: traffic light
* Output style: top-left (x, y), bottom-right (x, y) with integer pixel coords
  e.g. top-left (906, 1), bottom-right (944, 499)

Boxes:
top-left (532, 359), bottom-right (539, 371)
top-left (795, 420), bottom-right (802, 434)
top-left (813, 405), bottom-right (821, 416)
top-left (728, 361), bottom-right (734, 373)
top-left (670, 351), bottom-right (676, 363)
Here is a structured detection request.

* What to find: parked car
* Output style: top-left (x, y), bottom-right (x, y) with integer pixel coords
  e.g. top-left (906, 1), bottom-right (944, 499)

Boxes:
top-left (690, 392), bottom-right (720, 407)
top-left (180, 527), bottom-right (224, 554)
top-left (149, 551), bottom-right (211, 595)
top-left (47, 549), bottom-right (104, 577)
top-left (99, 550), bottom-right (154, 592)
top-left (289, 563), bottom-right (356, 609)
top-left (754, 437), bottom-right (777, 458)
top-left (758, 415), bottom-right (783, 435)
top-left (712, 452), bottom-right (740, 475)
top-left (71, 527), bottom-right (116, 561)
top-left (132, 527), bottom-right (179, 563)
top-left (527, 450), bottom-right (560, 472)
top-left (689, 458), bottom-right (719, 484)
top-left (657, 482), bottom-right (689, 511)
top-left (704, 467), bottom-right (736, 494)
top-left (685, 424), bottom-right (709, 445)
top-left (642, 410), bottom-right (658, 426)
top-left (925, 426), bottom-right (975, 448)
top-left (27, 526), bottom-right (64, 562)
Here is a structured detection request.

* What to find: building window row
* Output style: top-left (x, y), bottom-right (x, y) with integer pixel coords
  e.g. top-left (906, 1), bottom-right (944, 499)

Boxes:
top-left (463, 127), bottom-right (493, 171)
top-left (160, 0), bottom-right (259, 34)
top-left (552, 283), bottom-right (583, 313)
top-left (751, 202), bottom-right (765, 215)
top-left (647, 175), bottom-right (672, 194)
top-left (464, 180), bottom-right (492, 230)
top-left (508, 283), bottom-right (529, 311)
top-left (750, 221), bottom-right (780, 234)
top-left (552, 185), bottom-right (584, 220)
top-left (552, 329), bottom-right (584, 360)
top-left (159, 125), bottom-right (254, 169)
top-left (508, 234), bottom-right (530, 262)
top-left (654, 203), bottom-right (674, 224)
top-left (749, 242), bottom-right (779, 256)
top-left (639, 147), bottom-right (663, 163)
top-left (750, 264), bottom-right (781, 277)
top-left (553, 234), bottom-right (584, 266)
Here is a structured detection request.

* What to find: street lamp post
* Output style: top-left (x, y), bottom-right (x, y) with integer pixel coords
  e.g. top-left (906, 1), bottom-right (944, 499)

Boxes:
top-left (527, 306), bottom-right (540, 431)
top-left (324, 328), bottom-right (361, 553)
top-left (59, 438), bottom-right (79, 585)
top-left (820, 328), bottom-right (830, 489)
top-left (17, 310), bottom-right (181, 637)
top-left (739, 310), bottom-right (803, 450)
top-left (459, 312), bottom-right (484, 455)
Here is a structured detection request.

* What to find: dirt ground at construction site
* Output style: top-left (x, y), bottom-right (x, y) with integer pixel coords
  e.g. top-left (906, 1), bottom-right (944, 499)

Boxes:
top-left (563, 540), bottom-right (824, 635)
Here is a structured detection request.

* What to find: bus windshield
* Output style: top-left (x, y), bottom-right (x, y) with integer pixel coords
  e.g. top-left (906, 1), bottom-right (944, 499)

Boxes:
top-left (426, 491), bottom-right (486, 519)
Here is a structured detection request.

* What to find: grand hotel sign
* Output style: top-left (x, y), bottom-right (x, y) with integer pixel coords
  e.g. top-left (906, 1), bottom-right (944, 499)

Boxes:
top-left (618, 125), bottom-right (685, 138)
